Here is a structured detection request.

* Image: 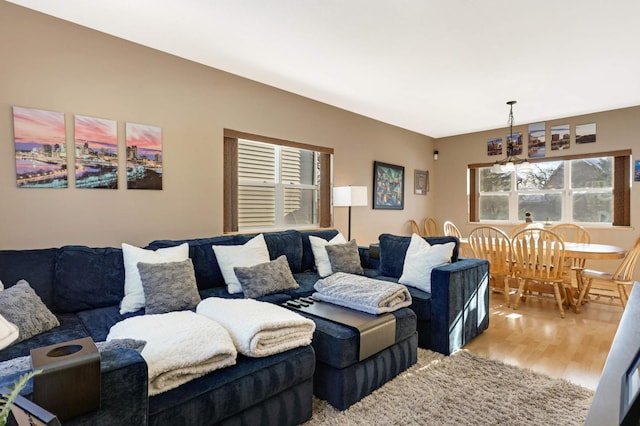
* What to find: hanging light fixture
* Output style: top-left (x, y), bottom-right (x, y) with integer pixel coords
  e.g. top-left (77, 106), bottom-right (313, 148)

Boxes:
top-left (491, 101), bottom-right (531, 173)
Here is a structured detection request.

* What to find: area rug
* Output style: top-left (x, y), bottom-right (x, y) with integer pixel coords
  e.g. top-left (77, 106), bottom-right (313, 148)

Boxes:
top-left (304, 349), bottom-right (593, 425)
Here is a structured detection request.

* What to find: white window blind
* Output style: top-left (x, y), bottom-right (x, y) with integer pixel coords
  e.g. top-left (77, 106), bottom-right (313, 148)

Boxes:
top-left (238, 139), bottom-right (318, 230)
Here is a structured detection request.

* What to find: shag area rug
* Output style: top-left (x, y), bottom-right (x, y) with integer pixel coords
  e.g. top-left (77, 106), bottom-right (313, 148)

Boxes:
top-left (304, 349), bottom-right (593, 425)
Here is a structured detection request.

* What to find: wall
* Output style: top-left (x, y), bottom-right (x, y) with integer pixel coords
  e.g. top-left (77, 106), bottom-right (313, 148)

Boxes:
top-left (434, 106), bottom-right (639, 277)
top-left (0, 2), bottom-right (436, 249)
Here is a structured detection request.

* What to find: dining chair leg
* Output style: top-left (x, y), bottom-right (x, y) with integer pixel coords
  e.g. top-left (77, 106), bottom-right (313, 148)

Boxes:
top-left (576, 275), bottom-right (593, 313)
top-left (502, 275), bottom-right (511, 307)
top-left (618, 283), bottom-right (629, 308)
top-left (553, 283), bottom-right (566, 319)
top-left (512, 278), bottom-right (526, 310)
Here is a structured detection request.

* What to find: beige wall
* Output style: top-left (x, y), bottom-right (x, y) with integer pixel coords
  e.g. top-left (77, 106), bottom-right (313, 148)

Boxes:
top-left (434, 106), bottom-right (640, 277)
top-left (0, 2), bottom-right (436, 249)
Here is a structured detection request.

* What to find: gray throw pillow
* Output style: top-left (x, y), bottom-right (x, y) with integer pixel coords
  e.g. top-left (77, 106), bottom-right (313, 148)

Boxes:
top-left (137, 258), bottom-right (202, 315)
top-left (325, 240), bottom-right (364, 275)
top-left (234, 255), bottom-right (299, 299)
top-left (0, 280), bottom-right (59, 344)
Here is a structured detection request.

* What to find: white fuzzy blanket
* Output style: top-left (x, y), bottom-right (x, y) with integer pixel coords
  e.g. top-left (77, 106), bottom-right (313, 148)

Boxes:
top-left (196, 298), bottom-right (315, 357)
top-left (107, 311), bottom-right (237, 396)
top-left (313, 272), bottom-right (412, 314)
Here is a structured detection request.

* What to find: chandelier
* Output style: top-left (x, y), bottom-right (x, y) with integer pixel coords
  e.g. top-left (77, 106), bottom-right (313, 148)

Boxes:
top-left (491, 100), bottom-right (531, 173)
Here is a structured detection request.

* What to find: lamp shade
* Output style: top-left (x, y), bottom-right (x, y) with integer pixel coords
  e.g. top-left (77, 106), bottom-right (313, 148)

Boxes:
top-left (333, 186), bottom-right (368, 207)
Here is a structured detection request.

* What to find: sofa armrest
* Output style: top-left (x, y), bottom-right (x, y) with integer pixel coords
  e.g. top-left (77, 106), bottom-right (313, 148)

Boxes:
top-left (66, 349), bottom-right (148, 426)
top-left (429, 258), bottom-right (490, 355)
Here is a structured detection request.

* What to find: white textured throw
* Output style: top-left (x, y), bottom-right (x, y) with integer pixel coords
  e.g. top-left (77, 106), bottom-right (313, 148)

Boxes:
top-left (107, 311), bottom-right (237, 396)
top-left (313, 272), bottom-right (412, 314)
top-left (196, 298), bottom-right (315, 357)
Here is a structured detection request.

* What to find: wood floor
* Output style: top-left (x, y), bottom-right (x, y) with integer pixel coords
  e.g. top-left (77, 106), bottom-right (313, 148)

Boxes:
top-left (463, 290), bottom-right (624, 390)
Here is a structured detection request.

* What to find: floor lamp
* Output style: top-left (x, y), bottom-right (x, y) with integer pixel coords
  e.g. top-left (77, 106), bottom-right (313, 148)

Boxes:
top-left (333, 186), bottom-right (368, 241)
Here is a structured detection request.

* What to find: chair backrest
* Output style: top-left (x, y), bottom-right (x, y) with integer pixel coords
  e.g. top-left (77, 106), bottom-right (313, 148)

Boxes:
top-left (443, 220), bottom-right (462, 239)
top-left (613, 237), bottom-right (640, 282)
top-left (468, 226), bottom-right (511, 275)
top-left (550, 223), bottom-right (591, 268)
top-left (511, 228), bottom-right (566, 281)
top-left (509, 222), bottom-right (544, 239)
top-left (423, 217), bottom-right (439, 237)
top-left (409, 219), bottom-right (422, 236)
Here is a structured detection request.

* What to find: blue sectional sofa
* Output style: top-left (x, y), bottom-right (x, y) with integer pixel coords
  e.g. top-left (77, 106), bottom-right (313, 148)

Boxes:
top-left (0, 229), bottom-right (489, 424)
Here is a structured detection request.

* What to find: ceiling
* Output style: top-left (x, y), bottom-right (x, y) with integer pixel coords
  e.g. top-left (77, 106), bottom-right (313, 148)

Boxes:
top-left (8, 0), bottom-right (640, 138)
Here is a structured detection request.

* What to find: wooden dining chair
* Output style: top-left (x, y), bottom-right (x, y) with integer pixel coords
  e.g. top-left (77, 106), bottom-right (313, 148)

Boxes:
top-left (577, 236), bottom-right (640, 310)
top-left (511, 228), bottom-right (569, 318)
top-left (550, 223), bottom-right (591, 299)
top-left (409, 219), bottom-right (423, 236)
top-left (508, 222), bottom-right (544, 239)
top-left (468, 226), bottom-right (513, 306)
top-left (423, 217), bottom-right (439, 237)
top-left (443, 220), bottom-right (462, 239)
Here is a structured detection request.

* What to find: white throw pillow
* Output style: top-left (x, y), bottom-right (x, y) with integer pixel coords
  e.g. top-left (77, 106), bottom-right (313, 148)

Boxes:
top-left (0, 280), bottom-right (3, 290)
top-left (120, 243), bottom-right (189, 314)
top-left (309, 233), bottom-right (347, 277)
top-left (212, 234), bottom-right (270, 294)
top-left (0, 313), bottom-right (19, 350)
top-left (399, 233), bottom-right (455, 293)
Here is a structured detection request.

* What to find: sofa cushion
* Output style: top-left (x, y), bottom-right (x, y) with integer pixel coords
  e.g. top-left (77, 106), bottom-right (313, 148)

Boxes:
top-left (378, 234), bottom-right (460, 279)
top-left (213, 234), bottom-right (271, 294)
top-left (0, 313), bottom-right (88, 362)
top-left (0, 248), bottom-right (57, 310)
top-left (0, 280), bottom-right (60, 345)
top-left (237, 230), bottom-right (304, 274)
top-left (54, 245), bottom-right (126, 313)
top-left (300, 229), bottom-right (339, 272)
top-left (77, 305), bottom-right (144, 342)
top-left (326, 240), bottom-right (364, 275)
top-left (234, 255), bottom-right (299, 299)
top-left (147, 234), bottom-right (244, 290)
top-left (138, 259), bottom-right (202, 314)
top-left (121, 243), bottom-right (189, 314)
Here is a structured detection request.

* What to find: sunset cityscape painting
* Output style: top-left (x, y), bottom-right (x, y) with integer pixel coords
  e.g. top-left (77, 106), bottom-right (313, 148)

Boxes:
top-left (75, 115), bottom-right (118, 189)
top-left (126, 122), bottom-right (163, 190)
top-left (13, 106), bottom-right (68, 188)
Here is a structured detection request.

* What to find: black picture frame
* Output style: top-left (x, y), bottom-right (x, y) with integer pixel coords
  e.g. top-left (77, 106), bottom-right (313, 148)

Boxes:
top-left (373, 161), bottom-right (404, 210)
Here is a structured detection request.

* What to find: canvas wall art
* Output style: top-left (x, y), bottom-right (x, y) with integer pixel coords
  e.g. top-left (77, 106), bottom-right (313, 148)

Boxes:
top-left (528, 122), bottom-right (546, 158)
top-left (507, 132), bottom-right (523, 155)
top-left (576, 123), bottom-right (596, 144)
top-left (126, 122), bottom-right (163, 190)
top-left (551, 124), bottom-right (570, 150)
top-left (13, 106), bottom-right (68, 188)
top-left (74, 115), bottom-right (118, 189)
top-left (373, 161), bottom-right (404, 209)
top-left (487, 137), bottom-right (502, 156)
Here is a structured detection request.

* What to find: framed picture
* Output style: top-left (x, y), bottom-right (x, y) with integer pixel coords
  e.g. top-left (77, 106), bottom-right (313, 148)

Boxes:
top-left (528, 122), bottom-right (546, 158)
top-left (74, 115), bottom-right (118, 189)
top-left (635, 160), bottom-right (640, 182)
top-left (487, 137), bottom-right (502, 156)
top-left (576, 123), bottom-right (596, 144)
top-left (373, 161), bottom-right (404, 210)
top-left (551, 124), bottom-right (570, 150)
top-left (13, 106), bottom-right (68, 188)
top-left (126, 122), bottom-right (163, 190)
top-left (414, 169), bottom-right (428, 195)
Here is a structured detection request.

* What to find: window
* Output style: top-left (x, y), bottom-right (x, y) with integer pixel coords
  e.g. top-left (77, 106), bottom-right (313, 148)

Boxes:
top-left (470, 150), bottom-right (631, 226)
top-left (224, 130), bottom-right (333, 232)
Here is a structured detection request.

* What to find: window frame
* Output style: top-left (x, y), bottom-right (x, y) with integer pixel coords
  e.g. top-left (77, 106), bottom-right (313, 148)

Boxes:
top-left (224, 129), bottom-right (333, 233)
top-left (468, 149), bottom-right (631, 226)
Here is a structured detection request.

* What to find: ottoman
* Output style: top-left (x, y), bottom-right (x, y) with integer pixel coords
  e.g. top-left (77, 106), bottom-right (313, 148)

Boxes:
top-left (295, 305), bottom-right (418, 410)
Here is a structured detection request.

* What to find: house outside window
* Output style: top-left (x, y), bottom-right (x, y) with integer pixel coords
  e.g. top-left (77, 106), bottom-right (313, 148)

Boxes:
top-left (477, 155), bottom-right (616, 225)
